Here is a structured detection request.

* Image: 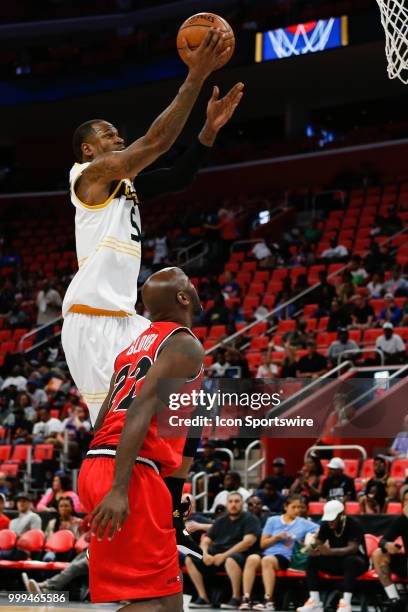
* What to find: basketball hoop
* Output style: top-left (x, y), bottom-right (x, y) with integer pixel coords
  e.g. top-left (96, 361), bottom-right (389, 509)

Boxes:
top-left (267, 19), bottom-right (336, 59)
top-left (376, 0), bottom-right (408, 84)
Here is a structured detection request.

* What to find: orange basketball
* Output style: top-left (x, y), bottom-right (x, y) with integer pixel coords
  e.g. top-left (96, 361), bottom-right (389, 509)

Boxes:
top-left (177, 13), bottom-right (235, 69)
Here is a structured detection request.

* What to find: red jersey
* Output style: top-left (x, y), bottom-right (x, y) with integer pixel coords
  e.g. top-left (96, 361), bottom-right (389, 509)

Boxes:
top-left (91, 322), bottom-right (203, 477)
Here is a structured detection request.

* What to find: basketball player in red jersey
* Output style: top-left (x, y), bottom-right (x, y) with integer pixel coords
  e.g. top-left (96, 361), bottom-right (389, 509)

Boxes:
top-left (78, 267), bottom-right (204, 610)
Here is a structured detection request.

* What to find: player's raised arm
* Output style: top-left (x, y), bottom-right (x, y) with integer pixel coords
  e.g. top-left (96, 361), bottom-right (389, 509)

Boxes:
top-left (90, 332), bottom-right (204, 541)
top-left (81, 30), bottom-right (231, 190)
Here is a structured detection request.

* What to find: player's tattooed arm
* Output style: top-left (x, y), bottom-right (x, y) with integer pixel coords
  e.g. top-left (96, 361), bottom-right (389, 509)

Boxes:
top-left (90, 332), bottom-right (204, 541)
top-left (82, 30), bottom-right (231, 187)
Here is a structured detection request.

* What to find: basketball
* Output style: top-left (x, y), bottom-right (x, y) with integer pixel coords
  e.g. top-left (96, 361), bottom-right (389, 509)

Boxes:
top-left (177, 13), bottom-right (235, 69)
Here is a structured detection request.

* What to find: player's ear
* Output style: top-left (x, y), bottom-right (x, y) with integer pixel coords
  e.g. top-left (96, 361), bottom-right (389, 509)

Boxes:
top-left (81, 142), bottom-right (93, 159)
top-left (176, 290), bottom-right (189, 307)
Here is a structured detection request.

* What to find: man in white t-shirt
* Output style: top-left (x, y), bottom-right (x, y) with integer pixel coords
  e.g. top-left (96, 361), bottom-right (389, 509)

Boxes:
top-left (321, 238), bottom-right (348, 259)
top-left (32, 407), bottom-right (63, 442)
top-left (1, 366), bottom-right (27, 392)
top-left (252, 241), bottom-right (272, 261)
top-left (376, 322), bottom-right (405, 364)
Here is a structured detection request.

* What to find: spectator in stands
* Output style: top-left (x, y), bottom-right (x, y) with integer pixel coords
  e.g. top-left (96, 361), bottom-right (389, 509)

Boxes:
top-left (246, 495), bottom-right (270, 528)
top-left (336, 271), bottom-right (356, 304)
top-left (60, 389), bottom-right (88, 420)
top-left (320, 457), bottom-right (356, 502)
top-left (25, 379), bottom-right (47, 409)
top-left (57, 405), bottom-right (91, 463)
top-left (372, 492), bottom-right (408, 611)
top-left (224, 347), bottom-right (251, 378)
top-left (222, 271), bottom-right (241, 299)
top-left (254, 477), bottom-right (285, 513)
top-left (389, 414), bottom-right (408, 458)
top-left (290, 452), bottom-right (324, 501)
top-left (296, 340), bottom-right (327, 379)
top-left (45, 497), bottom-right (82, 539)
top-left (185, 491), bottom-right (260, 609)
top-left (359, 481), bottom-right (387, 514)
top-left (1, 365), bottom-right (27, 392)
top-left (327, 298), bottom-right (351, 332)
top-left (191, 441), bottom-right (225, 498)
top-left (348, 255), bottom-right (368, 286)
top-left (327, 328), bottom-right (360, 368)
top-left (4, 406), bottom-right (33, 444)
top-left (311, 271), bottom-right (336, 315)
top-left (297, 500), bottom-right (368, 612)
top-left (349, 294), bottom-right (375, 330)
top-left (15, 392), bottom-right (36, 422)
top-left (280, 345), bottom-right (298, 378)
top-left (367, 271), bottom-right (385, 299)
top-left (361, 454), bottom-right (391, 491)
top-left (209, 350), bottom-right (231, 377)
top-left (321, 237), bottom-right (348, 260)
top-left (36, 280), bottom-right (62, 326)
top-left (202, 293), bottom-right (230, 327)
top-left (0, 493), bottom-right (10, 530)
top-left (240, 495), bottom-right (319, 611)
top-left (204, 208), bottom-right (238, 263)
top-left (385, 266), bottom-right (408, 297)
top-left (9, 492), bottom-right (41, 535)
top-left (210, 471), bottom-right (250, 512)
top-left (378, 293), bottom-right (403, 327)
top-left (36, 473), bottom-right (81, 513)
top-left (283, 319), bottom-right (308, 349)
top-left (375, 323), bottom-right (406, 365)
top-left (23, 547), bottom-right (89, 596)
top-left (270, 457), bottom-right (294, 494)
top-left (256, 350), bottom-right (278, 379)
top-left (32, 406), bottom-right (63, 445)
top-left (251, 241), bottom-right (272, 265)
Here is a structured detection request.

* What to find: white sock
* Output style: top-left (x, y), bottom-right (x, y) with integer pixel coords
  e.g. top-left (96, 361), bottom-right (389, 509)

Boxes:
top-left (343, 593), bottom-right (352, 605)
top-left (310, 591), bottom-right (321, 604)
top-left (385, 584), bottom-right (399, 600)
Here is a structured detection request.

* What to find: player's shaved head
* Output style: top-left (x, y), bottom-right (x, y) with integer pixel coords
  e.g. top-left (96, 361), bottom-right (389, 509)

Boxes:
top-left (142, 267), bottom-right (202, 327)
top-left (72, 119), bottom-right (104, 161)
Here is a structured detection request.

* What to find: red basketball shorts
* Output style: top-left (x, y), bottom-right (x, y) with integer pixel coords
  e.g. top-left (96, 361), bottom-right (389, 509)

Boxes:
top-left (78, 457), bottom-right (182, 603)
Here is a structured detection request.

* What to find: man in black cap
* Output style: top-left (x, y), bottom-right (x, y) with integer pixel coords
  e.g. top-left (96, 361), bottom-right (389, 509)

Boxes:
top-left (270, 457), bottom-right (294, 493)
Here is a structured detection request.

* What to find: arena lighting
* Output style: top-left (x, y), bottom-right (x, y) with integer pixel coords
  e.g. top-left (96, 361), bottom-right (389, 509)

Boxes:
top-left (255, 16), bottom-right (348, 62)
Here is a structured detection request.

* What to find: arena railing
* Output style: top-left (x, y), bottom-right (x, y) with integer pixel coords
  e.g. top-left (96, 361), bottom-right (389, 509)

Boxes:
top-left (176, 240), bottom-right (208, 270)
top-left (304, 445), bottom-right (368, 462)
top-left (336, 347), bottom-right (385, 366)
top-left (244, 440), bottom-right (265, 490)
top-left (191, 471), bottom-right (209, 512)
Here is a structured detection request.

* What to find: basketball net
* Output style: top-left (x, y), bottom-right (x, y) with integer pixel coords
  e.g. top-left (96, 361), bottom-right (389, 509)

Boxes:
top-left (267, 19), bottom-right (335, 58)
top-left (376, 0), bottom-right (408, 84)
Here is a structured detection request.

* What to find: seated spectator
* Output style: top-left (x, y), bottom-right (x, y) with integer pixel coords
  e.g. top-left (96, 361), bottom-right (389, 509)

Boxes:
top-left (37, 474), bottom-right (82, 513)
top-left (290, 452), bottom-right (324, 501)
top-left (384, 265), bottom-right (408, 297)
top-left (23, 546), bottom-right (89, 595)
top-left (348, 255), bottom-right (368, 286)
top-left (256, 350), bottom-right (278, 379)
top-left (44, 497), bottom-right (82, 538)
top-left (336, 271), bottom-right (356, 303)
top-left (208, 350), bottom-right (231, 377)
top-left (254, 477), bottom-right (285, 513)
top-left (202, 293), bottom-right (230, 327)
top-left (3, 407), bottom-right (33, 444)
top-left (320, 457), bottom-right (356, 502)
top-left (280, 345), bottom-right (298, 378)
top-left (191, 441), bottom-right (225, 498)
top-left (349, 295), bottom-right (375, 330)
top-left (282, 319), bottom-right (308, 349)
top-left (224, 347), bottom-right (251, 378)
top-left (60, 389), bottom-right (88, 420)
top-left (36, 280), bottom-right (62, 326)
top-left (240, 495), bottom-right (319, 610)
top-left (326, 298), bottom-right (351, 332)
top-left (185, 491), bottom-right (260, 609)
top-left (321, 238), bottom-right (348, 260)
top-left (367, 271), bottom-right (385, 299)
top-left (269, 457), bottom-right (294, 493)
top-left (327, 328), bottom-right (360, 368)
top-left (297, 500), bottom-right (368, 612)
top-left (32, 406), bottom-right (63, 445)
top-left (251, 241), bottom-right (272, 263)
top-left (390, 414), bottom-right (408, 458)
top-left (296, 341), bottom-right (327, 379)
top-left (378, 293), bottom-right (403, 327)
top-left (9, 492), bottom-right (41, 536)
top-left (16, 392), bottom-right (36, 422)
top-left (375, 323), bottom-right (406, 365)
top-left (56, 406), bottom-right (92, 464)
top-left (359, 481), bottom-right (387, 514)
top-left (372, 492), bottom-right (408, 611)
top-left (246, 495), bottom-right (270, 528)
top-left (0, 493), bottom-right (10, 530)
top-left (210, 472), bottom-right (250, 512)
top-left (222, 271), bottom-right (241, 299)
top-left (1, 366), bottom-right (27, 392)
top-left (311, 271), bottom-right (336, 315)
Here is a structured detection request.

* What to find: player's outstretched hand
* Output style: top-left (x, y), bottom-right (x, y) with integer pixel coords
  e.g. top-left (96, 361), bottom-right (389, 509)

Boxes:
top-left (206, 82), bottom-right (244, 132)
top-left (90, 489), bottom-right (129, 542)
top-left (181, 28), bottom-right (230, 78)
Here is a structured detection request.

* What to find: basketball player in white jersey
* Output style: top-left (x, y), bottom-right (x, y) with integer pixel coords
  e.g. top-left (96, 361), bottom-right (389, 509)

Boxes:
top-left (61, 29), bottom-right (244, 425)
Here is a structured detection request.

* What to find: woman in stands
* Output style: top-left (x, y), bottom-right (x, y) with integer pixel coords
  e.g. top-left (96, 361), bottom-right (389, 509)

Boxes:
top-left (45, 497), bottom-right (82, 538)
top-left (37, 473), bottom-right (82, 513)
top-left (239, 495), bottom-right (319, 611)
top-left (289, 452), bottom-right (324, 502)
top-left (359, 481), bottom-right (387, 514)
top-left (280, 345), bottom-right (298, 378)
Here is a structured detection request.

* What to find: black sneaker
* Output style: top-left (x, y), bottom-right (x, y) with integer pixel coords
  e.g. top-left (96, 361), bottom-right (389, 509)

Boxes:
top-left (385, 600), bottom-right (405, 612)
top-left (173, 509), bottom-right (202, 559)
top-left (221, 598), bottom-right (241, 609)
top-left (189, 597), bottom-right (212, 608)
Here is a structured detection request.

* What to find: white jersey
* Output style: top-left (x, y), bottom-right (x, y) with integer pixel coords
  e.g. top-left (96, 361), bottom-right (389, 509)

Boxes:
top-left (62, 162), bottom-right (142, 317)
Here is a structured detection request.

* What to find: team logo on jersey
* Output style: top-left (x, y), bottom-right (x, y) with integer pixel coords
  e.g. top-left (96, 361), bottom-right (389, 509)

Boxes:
top-left (119, 182), bottom-right (140, 204)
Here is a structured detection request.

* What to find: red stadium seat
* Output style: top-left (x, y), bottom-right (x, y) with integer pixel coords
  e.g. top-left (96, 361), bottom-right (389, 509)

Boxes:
top-left (250, 337), bottom-right (269, 351)
top-left (247, 353), bottom-right (262, 369)
top-left (271, 269), bottom-right (288, 282)
top-left (318, 316), bottom-right (329, 330)
top-left (203, 355), bottom-right (213, 368)
top-left (0, 446), bottom-right (11, 462)
top-left (192, 327), bottom-right (208, 341)
top-left (262, 295), bottom-right (275, 309)
top-left (360, 459), bottom-right (374, 480)
top-left (277, 320), bottom-right (296, 334)
top-left (308, 502), bottom-right (324, 514)
top-left (0, 331), bottom-right (12, 342)
top-left (365, 534), bottom-right (380, 558)
top-left (363, 329), bottom-right (383, 345)
top-left (303, 304), bottom-right (318, 317)
top-left (345, 502), bottom-right (360, 515)
top-left (248, 282), bottom-right (265, 296)
top-left (387, 503), bottom-right (402, 514)
top-left (253, 271), bottom-right (270, 283)
top-left (241, 262), bottom-right (257, 273)
top-left (247, 322), bottom-right (268, 336)
top-left (236, 272), bottom-right (252, 285)
top-left (33, 444), bottom-right (54, 461)
top-left (50, 409), bottom-right (60, 419)
top-left (10, 445), bottom-right (31, 463)
top-left (390, 459), bottom-right (408, 480)
top-left (17, 529), bottom-right (45, 553)
top-left (0, 464), bottom-right (18, 476)
top-left (45, 530), bottom-right (75, 553)
top-left (343, 460), bottom-right (359, 478)
top-left (0, 530), bottom-right (17, 551)
top-left (243, 296), bottom-right (260, 310)
top-left (208, 325), bottom-right (227, 339)
top-left (75, 533), bottom-right (89, 553)
top-left (267, 281), bottom-right (283, 294)
top-left (230, 252), bottom-right (245, 262)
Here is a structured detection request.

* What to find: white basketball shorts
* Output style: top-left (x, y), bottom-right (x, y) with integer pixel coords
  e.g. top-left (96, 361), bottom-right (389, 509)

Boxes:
top-left (61, 312), bottom-right (150, 426)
